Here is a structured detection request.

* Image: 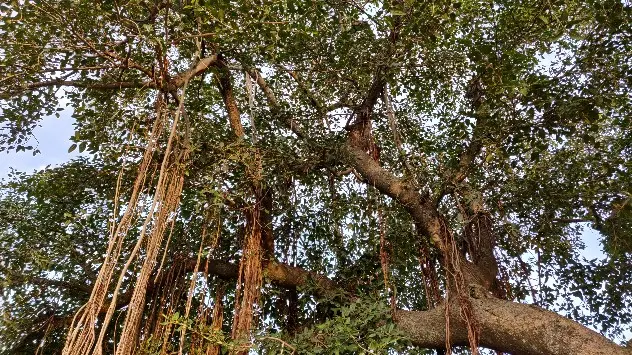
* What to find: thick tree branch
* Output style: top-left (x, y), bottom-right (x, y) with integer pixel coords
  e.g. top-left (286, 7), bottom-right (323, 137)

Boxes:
top-left (202, 260), bottom-right (631, 355)
top-left (176, 258), bottom-right (339, 295)
top-left (344, 142), bottom-right (444, 247)
top-left (341, 56), bottom-right (447, 247)
top-left (437, 76), bottom-right (493, 203)
top-left (215, 59), bottom-right (245, 139)
top-left (146, 259), bottom-right (632, 355)
top-left (396, 296), bottom-right (632, 355)
top-left (247, 62), bottom-right (445, 248)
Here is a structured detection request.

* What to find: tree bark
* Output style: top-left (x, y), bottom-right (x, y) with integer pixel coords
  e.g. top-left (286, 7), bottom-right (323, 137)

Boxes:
top-left (238, 62), bottom-right (631, 354)
top-left (396, 296), bottom-right (632, 355)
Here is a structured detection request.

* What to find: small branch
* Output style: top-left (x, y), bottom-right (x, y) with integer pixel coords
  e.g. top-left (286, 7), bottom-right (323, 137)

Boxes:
top-left (324, 101), bottom-right (355, 112)
top-left (284, 68), bottom-right (325, 113)
top-left (260, 336), bottom-right (297, 353)
top-left (101, 49), bottom-right (154, 79)
top-left (171, 32), bottom-right (216, 43)
top-left (244, 66), bottom-right (307, 139)
top-left (1, 54), bottom-right (220, 100)
top-left (334, 167), bottom-right (354, 177)
top-left (3, 269), bottom-right (93, 294)
top-left (437, 138), bottom-right (483, 204)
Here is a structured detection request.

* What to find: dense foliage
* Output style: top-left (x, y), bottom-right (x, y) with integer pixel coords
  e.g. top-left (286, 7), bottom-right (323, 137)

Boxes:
top-left (1, 0), bottom-right (631, 354)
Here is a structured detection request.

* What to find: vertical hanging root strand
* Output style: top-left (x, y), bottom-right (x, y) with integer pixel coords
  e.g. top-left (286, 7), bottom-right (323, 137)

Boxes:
top-left (206, 283), bottom-right (226, 355)
top-left (63, 104), bottom-right (166, 355)
top-left (441, 222), bottom-right (480, 355)
top-left (231, 202), bottom-right (264, 353)
top-left (111, 81), bottom-right (193, 355)
top-left (378, 205), bottom-right (395, 312)
top-left (445, 286), bottom-right (451, 355)
top-left (177, 210), bottom-right (214, 355)
top-left (66, 90), bottom-right (190, 355)
top-left (418, 243), bottom-right (441, 309)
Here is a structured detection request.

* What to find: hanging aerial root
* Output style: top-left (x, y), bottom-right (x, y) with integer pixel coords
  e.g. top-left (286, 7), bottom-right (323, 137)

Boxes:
top-left (115, 93), bottom-right (192, 355)
top-left (205, 283), bottom-right (226, 355)
top-left (441, 220), bottom-right (480, 355)
top-left (418, 241), bottom-right (441, 310)
top-left (63, 84), bottom-right (193, 355)
top-left (177, 206), bottom-right (222, 355)
top-left (62, 99), bottom-right (166, 355)
top-left (378, 203), bottom-right (396, 312)
top-left (231, 202), bottom-right (264, 353)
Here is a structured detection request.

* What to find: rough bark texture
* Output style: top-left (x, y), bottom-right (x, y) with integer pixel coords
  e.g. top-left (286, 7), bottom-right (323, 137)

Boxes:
top-left (345, 142), bottom-right (444, 247)
top-left (396, 296), bottom-right (632, 355)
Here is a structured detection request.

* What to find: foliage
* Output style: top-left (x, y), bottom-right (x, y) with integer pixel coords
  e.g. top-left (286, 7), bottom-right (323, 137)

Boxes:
top-left (160, 296), bottom-right (410, 355)
top-left (0, 0), bottom-right (631, 354)
top-left (275, 296), bottom-right (409, 354)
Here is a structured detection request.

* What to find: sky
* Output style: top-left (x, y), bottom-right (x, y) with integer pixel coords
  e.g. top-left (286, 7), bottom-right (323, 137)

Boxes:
top-left (0, 110), bottom-right (80, 178)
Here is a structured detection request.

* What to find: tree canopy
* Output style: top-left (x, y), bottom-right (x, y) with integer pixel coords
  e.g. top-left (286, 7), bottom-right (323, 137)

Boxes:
top-left (1, 0), bottom-right (631, 354)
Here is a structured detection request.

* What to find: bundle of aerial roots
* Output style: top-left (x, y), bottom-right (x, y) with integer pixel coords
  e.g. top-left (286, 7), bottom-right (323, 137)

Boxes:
top-left (61, 86), bottom-right (265, 354)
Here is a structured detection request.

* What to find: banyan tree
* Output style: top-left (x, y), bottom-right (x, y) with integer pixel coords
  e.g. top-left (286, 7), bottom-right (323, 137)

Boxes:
top-left (1, 0), bottom-right (632, 354)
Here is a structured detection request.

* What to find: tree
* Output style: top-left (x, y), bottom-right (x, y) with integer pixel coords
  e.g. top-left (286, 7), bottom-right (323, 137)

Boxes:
top-left (1, 0), bottom-right (631, 354)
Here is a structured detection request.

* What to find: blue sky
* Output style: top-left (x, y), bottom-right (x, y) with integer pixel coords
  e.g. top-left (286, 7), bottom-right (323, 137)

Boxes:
top-left (0, 110), bottom-right (80, 178)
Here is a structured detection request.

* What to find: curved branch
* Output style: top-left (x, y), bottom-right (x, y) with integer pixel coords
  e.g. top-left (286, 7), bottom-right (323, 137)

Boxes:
top-left (396, 296), bottom-right (631, 355)
top-left (1, 55), bottom-right (219, 100)
top-left (172, 55), bottom-right (219, 87)
top-left (344, 142), bottom-right (444, 247)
